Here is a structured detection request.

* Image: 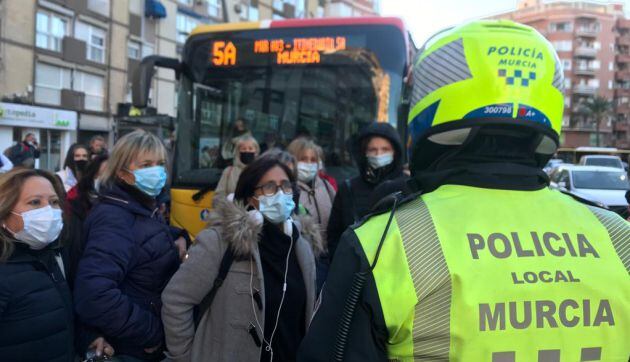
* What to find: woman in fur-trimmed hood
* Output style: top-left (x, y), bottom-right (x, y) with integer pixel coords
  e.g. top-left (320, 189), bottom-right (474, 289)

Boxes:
top-left (162, 157), bottom-right (324, 362)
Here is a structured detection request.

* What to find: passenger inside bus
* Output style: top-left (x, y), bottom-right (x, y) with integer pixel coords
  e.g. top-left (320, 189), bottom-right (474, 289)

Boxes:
top-left (220, 119), bottom-right (252, 165)
top-left (214, 135), bottom-right (260, 203)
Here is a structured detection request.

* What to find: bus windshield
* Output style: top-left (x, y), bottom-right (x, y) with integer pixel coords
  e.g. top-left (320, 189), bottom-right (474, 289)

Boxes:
top-left (173, 23), bottom-right (407, 188)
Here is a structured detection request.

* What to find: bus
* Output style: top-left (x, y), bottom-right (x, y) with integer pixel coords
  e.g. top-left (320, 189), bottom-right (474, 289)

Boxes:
top-left (133, 17), bottom-right (412, 236)
top-left (557, 147), bottom-right (630, 165)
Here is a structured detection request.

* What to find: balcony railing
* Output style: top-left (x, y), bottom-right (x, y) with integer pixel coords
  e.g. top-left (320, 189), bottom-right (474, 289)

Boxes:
top-left (618, 36), bottom-right (630, 47)
top-left (574, 46), bottom-right (598, 58)
top-left (573, 84), bottom-right (598, 95)
top-left (616, 70), bottom-right (630, 80)
top-left (574, 66), bottom-right (596, 76)
top-left (615, 88), bottom-right (630, 97)
top-left (617, 18), bottom-right (630, 30)
top-left (614, 122), bottom-right (629, 131)
top-left (617, 54), bottom-right (630, 64)
top-left (575, 27), bottom-right (598, 37)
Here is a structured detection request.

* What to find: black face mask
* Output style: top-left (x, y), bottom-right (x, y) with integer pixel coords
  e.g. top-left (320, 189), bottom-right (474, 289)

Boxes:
top-left (240, 152), bottom-right (255, 165)
top-left (75, 160), bottom-right (88, 172)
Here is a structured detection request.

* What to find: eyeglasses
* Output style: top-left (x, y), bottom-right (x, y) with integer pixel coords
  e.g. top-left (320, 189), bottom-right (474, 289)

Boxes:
top-left (254, 180), bottom-right (293, 196)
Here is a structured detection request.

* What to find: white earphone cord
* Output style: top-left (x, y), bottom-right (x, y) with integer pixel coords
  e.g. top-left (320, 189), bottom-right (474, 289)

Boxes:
top-left (250, 235), bottom-right (294, 362)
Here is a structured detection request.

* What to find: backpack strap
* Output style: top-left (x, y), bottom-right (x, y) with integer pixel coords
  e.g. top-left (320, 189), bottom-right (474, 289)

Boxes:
top-left (194, 246), bottom-right (235, 329)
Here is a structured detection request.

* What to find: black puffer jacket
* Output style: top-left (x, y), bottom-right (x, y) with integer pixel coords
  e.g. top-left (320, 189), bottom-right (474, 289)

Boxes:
top-left (326, 123), bottom-right (407, 260)
top-left (0, 243), bottom-right (74, 362)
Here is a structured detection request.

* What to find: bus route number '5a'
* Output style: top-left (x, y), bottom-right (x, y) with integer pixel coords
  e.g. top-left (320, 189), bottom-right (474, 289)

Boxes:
top-left (212, 41), bottom-right (237, 66)
top-left (492, 347), bottom-right (602, 362)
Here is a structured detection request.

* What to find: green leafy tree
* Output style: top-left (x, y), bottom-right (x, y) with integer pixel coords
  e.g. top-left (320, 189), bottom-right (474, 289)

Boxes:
top-left (579, 96), bottom-right (612, 147)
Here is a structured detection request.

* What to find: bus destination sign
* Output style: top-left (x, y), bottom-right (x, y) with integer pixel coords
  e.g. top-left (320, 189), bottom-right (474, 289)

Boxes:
top-left (210, 36), bottom-right (348, 66)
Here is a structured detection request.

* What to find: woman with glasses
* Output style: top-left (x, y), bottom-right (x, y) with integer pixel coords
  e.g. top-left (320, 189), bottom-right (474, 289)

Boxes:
top-left (74, 130), bottom-right (188, 361)
top-left (162, 157), bottom-right (323, 362)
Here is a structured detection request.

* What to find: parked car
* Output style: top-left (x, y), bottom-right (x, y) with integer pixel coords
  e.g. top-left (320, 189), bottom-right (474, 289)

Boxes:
top-left (579, 155), bottom-right (624, 170)
top-left (543, 158), bottom-right (566, 174)
top-left (550, 165), bottom-right (630, 216)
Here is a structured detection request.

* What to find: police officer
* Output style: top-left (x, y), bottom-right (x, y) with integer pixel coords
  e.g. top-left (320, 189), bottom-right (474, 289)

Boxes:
top-left (298, 20), bottom-right (630, 361)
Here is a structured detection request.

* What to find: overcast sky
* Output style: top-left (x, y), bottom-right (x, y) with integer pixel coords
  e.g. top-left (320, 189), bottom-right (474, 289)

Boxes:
top-left (381, 0), bottom-right (630, 46)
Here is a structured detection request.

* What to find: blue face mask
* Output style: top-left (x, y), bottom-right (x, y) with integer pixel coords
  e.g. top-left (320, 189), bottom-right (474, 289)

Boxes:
top-left (131, 166), bottom-right (167, 197)
top-left (367, 152), bottom-right (394, 169)
top-left (257, 190), bottom-right (295, 224)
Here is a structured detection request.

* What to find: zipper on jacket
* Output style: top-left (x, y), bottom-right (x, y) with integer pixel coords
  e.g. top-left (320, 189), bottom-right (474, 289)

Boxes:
top-left (248, 323), bottom-right (262, 347)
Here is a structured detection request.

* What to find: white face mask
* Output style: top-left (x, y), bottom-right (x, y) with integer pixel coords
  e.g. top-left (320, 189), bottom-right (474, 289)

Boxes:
top-left (5, 206), bottom-right (63, 250)
top-left (297, 162), bottom-right (318, 183)
top-left (367, 152), bottom-right (394, 169)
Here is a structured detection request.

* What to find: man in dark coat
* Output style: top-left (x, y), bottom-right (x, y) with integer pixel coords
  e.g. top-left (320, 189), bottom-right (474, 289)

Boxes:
top-left (7, 133), bottom-right (40, 168)
top-left (326, 122), bottom-right (408, 261)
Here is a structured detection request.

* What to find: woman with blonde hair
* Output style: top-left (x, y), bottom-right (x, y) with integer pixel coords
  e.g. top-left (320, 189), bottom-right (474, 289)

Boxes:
top-left (0, 168), bottom-right (114, 360)
top-left (287, 138), bottom-right (335, 238)
top-left (74, 129), bottom-right (188, 361)
top-left (214, 135), bottom-right (260, 202)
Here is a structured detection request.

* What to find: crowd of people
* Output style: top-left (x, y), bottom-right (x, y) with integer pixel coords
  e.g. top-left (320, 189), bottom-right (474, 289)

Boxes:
top-left (0, 119), bottom-right (406, 362)
top-left (0, 19), bottom-right (628, 362)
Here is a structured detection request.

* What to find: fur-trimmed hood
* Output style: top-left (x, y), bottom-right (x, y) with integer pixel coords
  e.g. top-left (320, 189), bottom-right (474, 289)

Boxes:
top-left (207, 199), bottom-right (325, 258)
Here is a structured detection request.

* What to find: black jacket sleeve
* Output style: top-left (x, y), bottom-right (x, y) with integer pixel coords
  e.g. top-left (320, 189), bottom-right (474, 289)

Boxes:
top-left (326, 182), bottom-right (348, 261)
top-left (297, 228), bottom-right (388, 362)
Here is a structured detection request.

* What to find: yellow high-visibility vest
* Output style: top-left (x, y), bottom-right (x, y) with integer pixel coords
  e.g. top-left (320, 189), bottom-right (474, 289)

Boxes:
top-left (354, 185), bottom-right (630, 361)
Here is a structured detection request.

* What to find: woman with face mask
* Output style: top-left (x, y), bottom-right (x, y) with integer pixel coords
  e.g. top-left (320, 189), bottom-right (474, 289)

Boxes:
top-left (162, 157), bottom-right (323, 362)
top-left (0, 168), bottom-right (115, 361)
top-left (326, 122), bottom-right (408, 262)
top-left (214, 135), bottom-right (260, 203)
top-left (287, 138), bottom-right (336, 239)
top-left (56, 143), bottom-right (90, 192)
top-left (74, 130), bottom-right (188, 361)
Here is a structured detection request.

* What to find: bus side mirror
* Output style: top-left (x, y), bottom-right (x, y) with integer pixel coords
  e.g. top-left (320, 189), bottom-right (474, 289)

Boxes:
top-left (132, 56), bottom-right (182, 108)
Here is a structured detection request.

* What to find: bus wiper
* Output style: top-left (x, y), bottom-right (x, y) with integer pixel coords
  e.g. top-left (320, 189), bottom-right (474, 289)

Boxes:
top-left (192, 185), bottom-right (215, 202)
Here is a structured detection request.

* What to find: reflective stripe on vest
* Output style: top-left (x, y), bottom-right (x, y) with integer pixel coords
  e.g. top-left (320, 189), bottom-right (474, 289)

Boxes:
top-left (354, 185), bottom-right (630, 361)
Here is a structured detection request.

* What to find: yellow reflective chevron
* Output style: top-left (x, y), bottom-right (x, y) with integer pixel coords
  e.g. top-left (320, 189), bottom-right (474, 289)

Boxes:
top-left (353, 185), bottom-right (630, 361)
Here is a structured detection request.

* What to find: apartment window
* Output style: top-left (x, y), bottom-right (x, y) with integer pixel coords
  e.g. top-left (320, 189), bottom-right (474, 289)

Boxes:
top-left (176, 13), bottom-right (200, 44)
top-left (128, 40), bottom-right (141, 59)
top-left (564, 77), bottom-right (571, 90)
top-left (273, 0), bottom-right (304, 16)
top-left (550, 22), bottom-right (572, 32)
top-left (87, 0), bottom-right (110, 16)
top-left (609, 80), bottom-right (613, 89)
top-left (75, 22), bottom-right (106, 63)
top-left (337, 3), bottom-right (353, 17)
top-left (246, 0), bottom-right (259, 21)
top-left (34, 63), bottom-right (71, 105)
top-left (142, 43), bottom-right (154, 58)
top-left (609, 62), bottom-right (614, 71)
top-left (207, 0), bottom-right (222, 18)
top-left (564, 96), bottom-right (571, 107)
top-left (561, 59), bottom-right (572, 71)
top-left (129, 0), bottom-right (143, 15)
top-left (588, 79), bottom-right (600, 88)
top-left (593, 41), bottom-right (601, 50)
top-left (74, 71), bottom-right (105, 111)
top-left (591, 60), bottom-right (600, 70)
top-left (552, 41), bottom-right (572, 52)
top-left (36, 10), bottom-right (68, 52)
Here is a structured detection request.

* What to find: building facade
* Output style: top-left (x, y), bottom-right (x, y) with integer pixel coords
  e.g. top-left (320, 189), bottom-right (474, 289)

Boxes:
top-left (0, 0), bottom-right (379, 172)
top-left (492, 0), bottom-right (629, 149)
